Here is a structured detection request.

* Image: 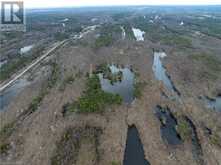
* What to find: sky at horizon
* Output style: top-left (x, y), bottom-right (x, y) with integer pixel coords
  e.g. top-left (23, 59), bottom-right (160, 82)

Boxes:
top-left (1, 0), bottom-right (221, 8)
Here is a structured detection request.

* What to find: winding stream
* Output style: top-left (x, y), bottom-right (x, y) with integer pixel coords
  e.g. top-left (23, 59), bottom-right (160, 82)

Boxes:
top-left (152, 52), bottom-right (180, 96)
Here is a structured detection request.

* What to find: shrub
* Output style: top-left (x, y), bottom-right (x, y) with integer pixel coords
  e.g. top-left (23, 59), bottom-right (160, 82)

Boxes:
top-left (134, 82), bottom-right (146, 98)
top-left (0, 122), bottom-right (15, 155)
top-left (67, 74), bottom-right (122, 113)
top-left (0, 143), bottom-right (10, 155)
top-left (0, 122), bottom-right (15, 141)
top-left (28, 91), bottom-right (47, 113)
top-left (26, 61), bottom-right (59, 113)
top-left (0, 45), bottom-right (45, 81)
top-left (48, 62), bottom-right (60, 88)
top-left (64, 74), bottom-right (75, 84)
top-left (161, 35), bottom-right (192, 48)
top-left (210, 133), bottom-right (221, 148)
top-left (189, 53), bottom-right (221, 80)
top-left (51, 127), bottom-right (102, 165)
top-left (176, 118), bottom-right (192, 141)
top-left (94, 35), bottom-right (113, 48)
top-left (122, 22), bottom-right (135, 40)
top-left (54, 32), bottom-right (68, 41)
top-left (95, 64), bottom-right (123, 84)
top-left (0, 56), bottom-right (30, 81)
top-left (95, 63), bottom-right (110, 74)
top-left (94, 24), bottom-right (123, 48)
top-left (111, 161), bottom-right (121, 165)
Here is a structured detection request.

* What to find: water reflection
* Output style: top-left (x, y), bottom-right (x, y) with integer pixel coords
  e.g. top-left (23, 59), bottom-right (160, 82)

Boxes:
top-left (99, 65), bottom-right (135, 104)
top-left (155, 106), bottom-right (182, 145)
top-left (152, 52), bottom-right (180, 96)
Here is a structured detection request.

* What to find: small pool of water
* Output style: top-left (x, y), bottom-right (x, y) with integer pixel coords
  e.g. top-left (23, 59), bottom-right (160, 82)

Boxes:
top-left (132, 28), bottom-right (145, 41)
top-left (200, 96), bottom-right (221, 112)
top-left (99, 65), bottom-right (135, 104)
top-left (152, 52), bottom-right (180, 96)
top-left (124, 126), bottom-right (150, 165)
top-left (155, 106), bottom-right (182, 145)
top-left (0, 78), bottom-right (30, 111)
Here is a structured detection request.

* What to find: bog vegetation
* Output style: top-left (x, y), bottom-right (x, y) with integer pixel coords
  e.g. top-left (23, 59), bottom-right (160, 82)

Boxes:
top-left (65, 74), bottom-right (122, 113)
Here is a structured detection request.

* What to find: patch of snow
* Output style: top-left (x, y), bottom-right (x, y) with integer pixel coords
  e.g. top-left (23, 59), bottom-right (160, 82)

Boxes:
top-left (61, 18), bottom-right (69, 22)
top-left (149, 20), bottom-right (154, 23)
top-left (157, 52), bottom-right (167, 58)
top-left (198, 17), bottom-right (205, 20)
top-left (155, 15), bottom-right (160, 20)
top-left (91, 18), bottom-right (98, 22)
top-left (132, 28), bottom-right (145, 41)
top-left (120, 26), bottom-right (126, 40)
top-left (180, 21), bottom-right (184, 26)
top-left (202, 14), bottom-right (213, 18)
top-left (20, 45), bottom-right (34, 54)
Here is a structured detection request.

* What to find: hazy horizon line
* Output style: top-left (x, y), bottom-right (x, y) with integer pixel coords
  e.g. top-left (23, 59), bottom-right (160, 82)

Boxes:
top-left (25, 4), bottom-right (221, 10)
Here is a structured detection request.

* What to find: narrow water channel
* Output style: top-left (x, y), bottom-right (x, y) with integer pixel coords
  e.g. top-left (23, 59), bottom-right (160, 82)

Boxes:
top-left (99, 65), bottom-right (135, 104)
top-left (155, 106), bottom-right (182, 145)
top-left (152, 52), bottom-right (180, 96)
top-left (0, 78), bottom-right (30, 111)
top-left (124, 126), bottom-right (150, 165)
top-left (184, 117), bottom-right (204, 165)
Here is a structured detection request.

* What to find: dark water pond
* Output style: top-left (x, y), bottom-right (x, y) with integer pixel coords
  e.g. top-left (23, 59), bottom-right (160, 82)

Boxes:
top-left (155, 106), bottom-right (182, 145)
top-left (124, 126), bottom-right (150, 165)
top-left (152, 52), bottom-right (180, 96)
top-left (0, 79), bottom-right (30, 111)
top-left (99, 65), bottom-right (135, 104)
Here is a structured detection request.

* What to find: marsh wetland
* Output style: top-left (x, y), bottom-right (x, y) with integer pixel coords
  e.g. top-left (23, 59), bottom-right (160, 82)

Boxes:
top-left (0, 5), bottom-right (221, 165)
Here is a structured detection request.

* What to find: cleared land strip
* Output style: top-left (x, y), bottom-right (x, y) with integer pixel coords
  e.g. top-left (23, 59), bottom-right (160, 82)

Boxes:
top-left (0, 39), bottom-right (68, 92)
